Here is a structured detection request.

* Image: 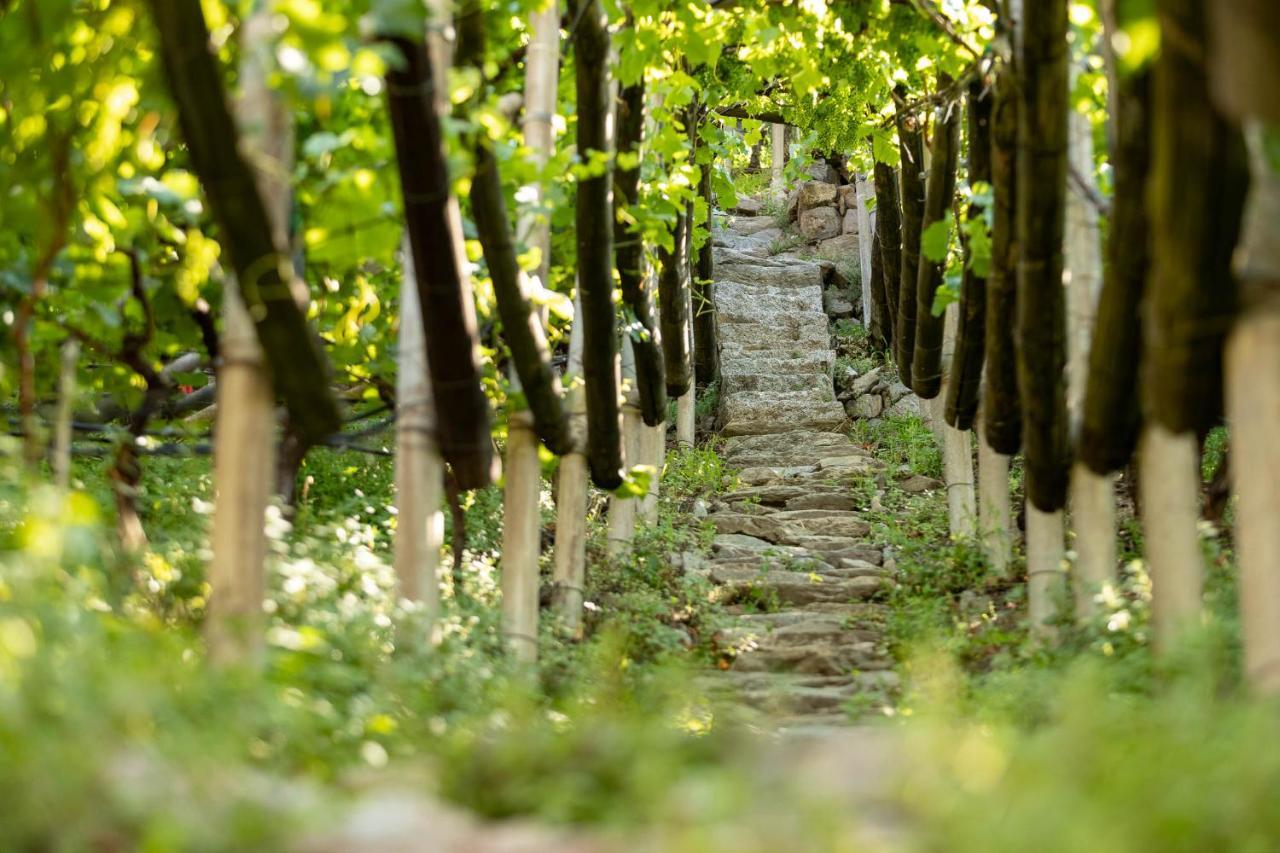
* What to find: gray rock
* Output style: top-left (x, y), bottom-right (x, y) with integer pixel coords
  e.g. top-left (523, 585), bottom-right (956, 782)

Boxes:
top-left (823, 287), bottom-right (856, 318)
top-left (817, 232), bottom-right (860, 258)
top-left (898, 473), bottom-right (944, 494)
top-left (845, 394), bottom-right (884, 420)
top-left (850, 367), bottom-right (883, 398)
top-left (735, 196), bottom-right (765, 216)
top-left (807, 161), bottom-right (842, 184)
top-left (799, 206), bottom-right (841, 241)
top-left (798, 180), bottom-right (838, 210)
top-left (884, 395), bottom-right (922, 419)
top-left (785, 492), bottom-right (858, 511)
top-left (842, 208), bottom-right (859, 234)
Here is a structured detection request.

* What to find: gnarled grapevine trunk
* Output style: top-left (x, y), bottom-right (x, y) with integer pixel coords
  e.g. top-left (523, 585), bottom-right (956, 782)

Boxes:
top-left (1079, 69), bottom-right (1151, 475)
top-left (945, 80), bottom-right (993, 430)
top-left (871, 162), bottom-right (901, 350)
top-left (1141, 0), bottom-right (1249, 653)
top-left (693, 127), bottom-right (719, 390)
top-left (147, 0), bottom-right (340, 446)
top-left (469, 142), bottom-right (572, 455)
top-left (383, 34), bottom-right (494, 490)
top-left (658, 209), bottom-right (692, 399)
top-left (894, 88), bottom-right (927, 387)
top-left (984, 1), bottom-right (1023, 456)
top-left (1016, 0), bottom-right (1070, 514)
top-left (572, 0), bottom-right (624, 489)
top-left (614, 81), bottom-right (667, 427)
top-left (912, 75), bottom-right (961, 399)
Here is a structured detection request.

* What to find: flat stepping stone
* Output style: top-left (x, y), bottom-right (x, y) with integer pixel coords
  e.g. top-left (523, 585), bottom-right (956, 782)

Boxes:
top-left (709, 565), bottom-right (884, 606)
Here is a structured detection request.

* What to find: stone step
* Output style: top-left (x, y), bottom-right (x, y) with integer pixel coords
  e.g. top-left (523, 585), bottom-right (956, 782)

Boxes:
top-left (715, 262), bottom-right (825, 289)
top-left (720, 397), bottom-right (847, 437)
top-left (709, 564), bottom-right (885, 606)
top-left (715, 286), bottom-right (820, 316)
top-left (708, 509), bottom-right (872, 543)
top-left (722, 372), bottom-right (835, 398)
top-left (698, 671), bottom-right (900, 716)
top-left (721, 352), bottom-right (835, 378)
top-left (717, 321), bottom-right (830, 350)
top-left (723, 431), bottom-right (859, 458)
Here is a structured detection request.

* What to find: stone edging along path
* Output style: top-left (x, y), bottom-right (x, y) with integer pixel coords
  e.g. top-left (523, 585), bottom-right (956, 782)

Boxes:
top-left (692, 206), bottom-right (900, 735)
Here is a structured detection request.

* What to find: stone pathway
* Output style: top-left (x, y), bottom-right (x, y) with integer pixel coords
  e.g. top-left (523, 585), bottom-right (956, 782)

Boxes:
top-left (697, 208), bottom-right (899, 734)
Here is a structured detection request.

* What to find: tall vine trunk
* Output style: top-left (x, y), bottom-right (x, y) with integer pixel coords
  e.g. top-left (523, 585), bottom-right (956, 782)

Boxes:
top-left (658, 209), bottom-right (692, 398)
top-left (984, 0), bottom-right (1023, 456)
top-left (692, 125), bottom-right (719, 390)
top-left (468, 141), bottom-right (572, 453)
top-left (572, 0), bottom-right (623, 489)
top-left (945, 80), bottom-right (993, 430)
top-left (1079, 69), bottom-right (1151, 475)
top-left (1016, 0), bottom-right (1070, 514)
top-left (894, 88), bottom-right (927, 387)
top-left (872, 161), bottom-right (902, 341)
top-left (614, 81), bottom-right (667, 426)
top-left (1016, 0), bottom-right (1069, 634)
top-left (1210, 0), bottom-right (1280, 695)
top-left (146, 0), bottom-right (340, 447)
top-left (382, 33), bottom-right (494, 490)
top-left (1141, 0), bottom-right (1249, 653)
top-left (911, 76), bottom-right (961, 400)
top-left (868, 227), bottom-right (889, 352)
top-left (977, 399), bottom-right (1014, 573)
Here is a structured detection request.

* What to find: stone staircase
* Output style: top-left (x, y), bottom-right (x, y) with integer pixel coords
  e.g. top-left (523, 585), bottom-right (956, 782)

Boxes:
top-left (697, 208), bottom-right (899, 734)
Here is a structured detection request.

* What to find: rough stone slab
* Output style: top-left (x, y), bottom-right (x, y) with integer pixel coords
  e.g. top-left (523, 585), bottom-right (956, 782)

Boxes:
top-left (715, 262), bottom-right (824, 289)
top-left (709, 565), bottom-right (884, 605)
top-left (709, 511), bottom-right (871, 544)
top-left (799, 207), bottom-right (841, 241)
top-left (720, 398), bottom-right (847, 438)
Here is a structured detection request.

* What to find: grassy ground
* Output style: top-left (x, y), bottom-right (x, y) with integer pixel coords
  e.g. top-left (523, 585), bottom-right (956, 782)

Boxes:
top-left (1, 375), bottom-right (1276, 850)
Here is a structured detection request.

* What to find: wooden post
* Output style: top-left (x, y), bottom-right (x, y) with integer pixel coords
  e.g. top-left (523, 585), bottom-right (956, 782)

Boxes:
top-left (205, 7), bottom-right (286, 665)
top-left (1026, 505), bottom-right (1066, 638)
top-left (855, 174), bottom-right (874, 329)
top-left (52, 340), bottom-right (79, 491)
top-left (770, 123), bottom-right (786, 197)
top-left (976, 398), bottom-right (1013, 573)
top-left (553, 292), bottom-right (590, 634)
top-left (393, 242), bottom-right (444, 624)
top-left (1139, 424), bottom-right (1204, 652)
top-left (1065, 62), bottom-right (1116, 620)
top-left (502, 402), bottom-right (542, 662)
top-left (607, 336), bottom-right (641, 558)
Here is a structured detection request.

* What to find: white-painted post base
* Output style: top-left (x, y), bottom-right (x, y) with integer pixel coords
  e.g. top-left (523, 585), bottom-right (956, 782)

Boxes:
top-left (1139, 423), bottom-right (1204, 654)
top-left (1069, 462), bottom-right (1116, 621)
top-left (943, 422), bottom-right (976, 540)
top-left (607, 404), bottom-right (643, 559)
top-left (977, 435), bottom-right (1013, 573)
top-left (552, 449), bottom-right (588, 635)
top-left (1026, 504), bottom-right (1066, 639)
top-left (676, 389), bottom-right (695, 449)
top-left (1228, 310), bottom-right (1280, 694)
top-left (501, 411), bottom-right (541, 663)
top-left (639, 422), bottom-right (664, 525)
